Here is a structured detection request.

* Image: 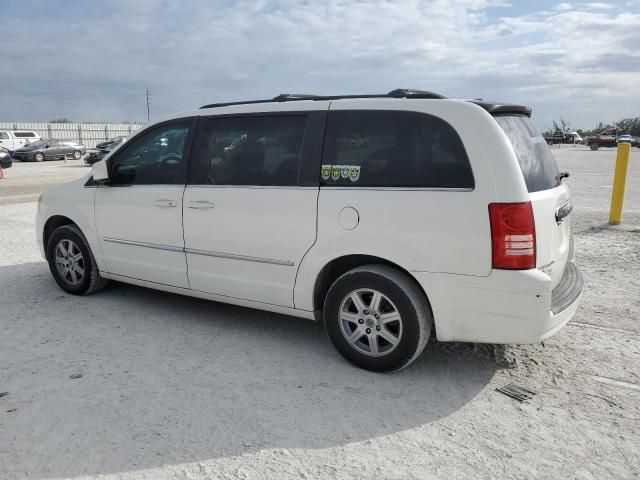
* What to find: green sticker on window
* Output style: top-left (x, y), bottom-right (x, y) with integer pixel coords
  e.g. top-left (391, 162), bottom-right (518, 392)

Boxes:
top-left (321, 164), bottom-right (332, 180)
top-left (349, 165), bottom-right (361, 182)
top-left (331, 165), bottom-right (341, 180)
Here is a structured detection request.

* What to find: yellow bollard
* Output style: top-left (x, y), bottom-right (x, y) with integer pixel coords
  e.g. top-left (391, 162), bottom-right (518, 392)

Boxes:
top-left (609, 142), bottom-right (631, 225)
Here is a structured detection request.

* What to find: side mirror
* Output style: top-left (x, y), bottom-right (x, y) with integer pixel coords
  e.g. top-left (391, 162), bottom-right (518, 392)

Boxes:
top-left (92, 159), bottom-right (109, 184)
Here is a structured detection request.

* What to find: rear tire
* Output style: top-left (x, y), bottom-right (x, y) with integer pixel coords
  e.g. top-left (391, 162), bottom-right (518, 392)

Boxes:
top-left (46, 224), bottom-right (108, 295)
top-left (323, 265), bottom-right (432, 372)
top-left (73, 150), bottom-right (82, 160)
top-left (34, 152), bottom-right (45, 161)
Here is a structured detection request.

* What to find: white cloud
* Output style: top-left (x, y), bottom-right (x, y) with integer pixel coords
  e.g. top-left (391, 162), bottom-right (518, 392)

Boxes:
top-left (586, 2), bottom-right (614, 8)
top-left (554, 3), bottom-right (574, 11)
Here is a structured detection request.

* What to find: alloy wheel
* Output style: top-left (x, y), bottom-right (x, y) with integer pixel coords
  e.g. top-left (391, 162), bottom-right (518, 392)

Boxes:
top-left (54, 239), bottom-right (85, 286)
top-left (339, 288), bottom-right (403, 357)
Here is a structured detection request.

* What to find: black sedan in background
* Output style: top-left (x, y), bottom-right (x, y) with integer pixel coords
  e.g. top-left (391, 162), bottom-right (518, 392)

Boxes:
top-left (13, 139), bottom-right (86, 161)
top-left (96, 136), bottom-right (126, 150)
top-left (0, 147), bottom-right (12, 169)
top-left (86, 136), bottom-right (126, 165)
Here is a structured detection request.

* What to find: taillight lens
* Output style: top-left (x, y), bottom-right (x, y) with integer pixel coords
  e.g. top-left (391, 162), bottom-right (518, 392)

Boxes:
top-left (488, 202), bottom-right (536, 270)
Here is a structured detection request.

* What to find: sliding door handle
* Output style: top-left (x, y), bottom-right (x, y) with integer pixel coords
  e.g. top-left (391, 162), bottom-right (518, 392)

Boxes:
top-left (153, 199), bottom-right (177, 208)
top-left (187, 200), bottom-right (215, 210)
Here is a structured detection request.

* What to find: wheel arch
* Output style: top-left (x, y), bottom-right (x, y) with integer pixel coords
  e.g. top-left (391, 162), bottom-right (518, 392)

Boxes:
top-left (312, 254), bottom-right (432, 323)
top-left (43, 215), bottom-right (80, 254)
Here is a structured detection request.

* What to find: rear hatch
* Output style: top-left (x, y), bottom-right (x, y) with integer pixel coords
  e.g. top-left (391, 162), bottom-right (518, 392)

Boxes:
top-left (494, 115), bottom-right (571, 289)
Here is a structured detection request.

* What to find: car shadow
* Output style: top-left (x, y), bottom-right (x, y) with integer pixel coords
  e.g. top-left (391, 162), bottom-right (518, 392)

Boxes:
top-left (0, 261), bottom-right (503, 479)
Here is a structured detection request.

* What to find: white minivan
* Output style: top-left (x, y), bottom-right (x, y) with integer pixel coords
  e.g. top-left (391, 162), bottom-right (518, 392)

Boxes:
top-left (0, 130), bottom-right (41, 154)
top-left (36, 89), bottom-right (583, 372)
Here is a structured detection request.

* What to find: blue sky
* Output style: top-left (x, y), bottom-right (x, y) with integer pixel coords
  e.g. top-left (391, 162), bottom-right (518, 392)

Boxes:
top-left (1, 0), bottom-right (639, 131)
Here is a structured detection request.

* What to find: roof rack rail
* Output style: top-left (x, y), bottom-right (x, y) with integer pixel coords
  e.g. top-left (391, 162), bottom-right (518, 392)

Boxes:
top-left (199, 98), bottom-right (276, 109)
top-left (199, 88), bottom-right (446, 109)
top-left (272, 93), bottom-right (321, 102)
top-left (387, 88), bottom-right (446, 99)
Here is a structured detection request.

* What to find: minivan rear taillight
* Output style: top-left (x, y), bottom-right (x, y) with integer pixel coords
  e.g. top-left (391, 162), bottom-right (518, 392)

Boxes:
top-left (488, 202), bottom-right (536, 270)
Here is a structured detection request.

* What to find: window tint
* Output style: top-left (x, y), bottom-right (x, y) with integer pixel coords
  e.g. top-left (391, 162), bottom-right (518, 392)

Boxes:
top-left (0, 132), bottom-right (9, 139)
top-left (495, 116), bottom-right (560, 193)
top-left (190, 115), bottom-right (307, 186)
top-left (14, 132), bottom-right (36, 138)
top-left (321, 110), bottom-right (473, 188)
top-left (109, 122), bottom-right (190, 185)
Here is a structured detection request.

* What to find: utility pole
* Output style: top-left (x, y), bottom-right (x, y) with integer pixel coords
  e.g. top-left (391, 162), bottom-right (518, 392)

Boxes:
top-left (146, 89), bottom-right (151, 123)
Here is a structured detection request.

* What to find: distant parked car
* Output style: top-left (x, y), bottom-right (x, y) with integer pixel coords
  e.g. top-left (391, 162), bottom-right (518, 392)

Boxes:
top-left (96, 136), bottom-right (126, 150)
top-left (0, 130), bottom-right (41, 155)
top-left (617, 135), bottom-right (633, 144)
top-left (13, 139), bottom-right (86, 162)
top-left (567, 132), bottom-right (583, 144)
top-left (0, 147), bottom-right (12, 169)
top-left (85, 149), bottom-right (108, 165)
top-left (86, 137), bottom-right (127, 165)
top-left (543, 130), bottom-right (566, 145)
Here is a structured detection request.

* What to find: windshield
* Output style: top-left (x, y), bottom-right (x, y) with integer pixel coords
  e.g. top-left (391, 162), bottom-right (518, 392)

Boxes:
top-left (495, 116), bottom-right (560, 193)
top-left (25, 139), bottom-right (48, 148)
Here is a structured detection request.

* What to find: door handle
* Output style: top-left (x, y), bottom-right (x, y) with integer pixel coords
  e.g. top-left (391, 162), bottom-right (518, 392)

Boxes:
top-left (187, 200), bottom-right (215, 210)
top-left (153, 199), bottom-right (177, 208)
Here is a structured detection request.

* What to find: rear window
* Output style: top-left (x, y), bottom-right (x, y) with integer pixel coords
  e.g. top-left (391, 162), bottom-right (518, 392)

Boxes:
top-left (13, 132), bottom-right (37, 138)
top-left (495, 116), bottom-right (560, 193)
top-left (321, 110), bottom-right (474, 188)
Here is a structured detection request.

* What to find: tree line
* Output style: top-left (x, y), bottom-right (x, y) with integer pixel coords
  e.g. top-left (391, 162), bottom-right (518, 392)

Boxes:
top-left (543, 117), bottom-right (640, 138)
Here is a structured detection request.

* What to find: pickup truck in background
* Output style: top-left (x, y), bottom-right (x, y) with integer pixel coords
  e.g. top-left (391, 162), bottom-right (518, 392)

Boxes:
top-left (0, 130), bottom-right (41, 155)
top-left (586, 129), bottom-right (618, 150)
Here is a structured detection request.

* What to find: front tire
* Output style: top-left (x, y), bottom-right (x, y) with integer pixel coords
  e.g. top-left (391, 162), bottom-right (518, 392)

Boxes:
top-left (323, 265), bottom-right (432, 372)
top-left (73, 150), bottom-right (82, 160)
top-left (46, 224), bottom-right (108, 295)
top-left (589, 143), bottom-right (599, 151)
top-left (34, 152), bottom-right (45, 161)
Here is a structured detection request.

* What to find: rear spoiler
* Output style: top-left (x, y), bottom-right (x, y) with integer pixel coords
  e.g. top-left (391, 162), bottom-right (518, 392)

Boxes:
top-left (468, 100), bottom-right (532, 117)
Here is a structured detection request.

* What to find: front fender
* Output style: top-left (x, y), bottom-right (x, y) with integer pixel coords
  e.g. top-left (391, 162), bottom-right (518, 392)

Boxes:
top-left (36, 177), bottom-right (104, 272)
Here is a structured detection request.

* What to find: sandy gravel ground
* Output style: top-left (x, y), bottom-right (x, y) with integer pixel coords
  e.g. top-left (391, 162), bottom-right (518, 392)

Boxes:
top-left (0, 159), bottom-right (89, 205)
top-left (0, 147), bottom-right (639, 479)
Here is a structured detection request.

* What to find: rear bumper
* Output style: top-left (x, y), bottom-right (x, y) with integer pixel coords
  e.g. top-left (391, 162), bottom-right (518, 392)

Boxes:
top-left (417, 262), bottom-right (583, 344)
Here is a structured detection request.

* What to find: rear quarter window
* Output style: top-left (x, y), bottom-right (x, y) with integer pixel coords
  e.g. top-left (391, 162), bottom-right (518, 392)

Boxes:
top-left (494, 116), bottom-right (560, 193)
top-left (13, 132), bottom-right (37, 138)
top-left (321, 110), bottom-right (474, 188)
